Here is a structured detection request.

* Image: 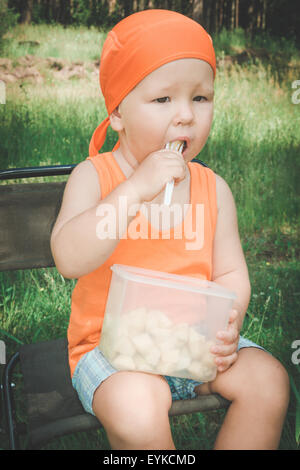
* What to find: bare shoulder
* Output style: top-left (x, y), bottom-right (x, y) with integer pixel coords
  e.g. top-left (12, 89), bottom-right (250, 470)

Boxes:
top-left (212, 173), bottom-right (246, 280)
top-left (51, 159), bottom-right (101, 239)
top-left (58, 159), bottom-right (101, 208)
top-left (215, 172), bottom-right (236, 214)
top-left (65, 159), bottom-right (100, 199)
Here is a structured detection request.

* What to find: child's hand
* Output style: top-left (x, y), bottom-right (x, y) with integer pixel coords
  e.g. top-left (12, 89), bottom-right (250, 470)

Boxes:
top-left (128, 149), bottom-right (187, 202)
top-left (210, 309), bottom-right (240, 373)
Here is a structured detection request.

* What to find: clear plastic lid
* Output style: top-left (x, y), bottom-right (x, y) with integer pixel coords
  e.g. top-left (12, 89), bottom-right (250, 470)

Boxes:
top-left (111, 264), bottom-right (237, 300)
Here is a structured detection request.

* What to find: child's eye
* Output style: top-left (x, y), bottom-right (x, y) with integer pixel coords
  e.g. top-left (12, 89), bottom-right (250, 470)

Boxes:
top-left (155, 97), bottom-right (170, 103)
top-left (193, 96), bottom-right (207, 102)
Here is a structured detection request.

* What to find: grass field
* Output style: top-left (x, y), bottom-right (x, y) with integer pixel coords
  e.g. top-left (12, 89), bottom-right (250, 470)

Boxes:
top-left (0, 24), bottom-right (299, 450)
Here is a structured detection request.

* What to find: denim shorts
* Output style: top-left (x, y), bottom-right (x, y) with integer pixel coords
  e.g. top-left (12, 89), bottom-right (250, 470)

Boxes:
top-left (72, 335), bottom-right (265, 416)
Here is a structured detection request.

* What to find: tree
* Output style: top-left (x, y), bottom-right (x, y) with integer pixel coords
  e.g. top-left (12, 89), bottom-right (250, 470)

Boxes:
top-left (20, 0), bottom-right (33, 23)
top-left (192, 0), bottom-right (204, 25)
top-left (0, 0), bottom-right (18, 52)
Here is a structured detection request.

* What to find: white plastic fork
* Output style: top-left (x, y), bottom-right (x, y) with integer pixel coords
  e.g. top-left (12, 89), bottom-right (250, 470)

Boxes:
top-left (163, 141), bottom-right (184, 206)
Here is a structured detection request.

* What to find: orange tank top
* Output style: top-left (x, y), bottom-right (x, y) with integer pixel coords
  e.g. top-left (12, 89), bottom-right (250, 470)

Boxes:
top-left (67, 152), bottom-right (217, 376)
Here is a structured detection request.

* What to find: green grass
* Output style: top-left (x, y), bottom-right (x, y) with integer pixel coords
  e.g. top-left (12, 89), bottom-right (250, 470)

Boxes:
top-left (3, 23), bottom-right (299, 64)
top-left (0, 24), bottom-right (299, 450)
top-left (213, 26), bottom-right (299, 61)
top-left (2, 23), bottom-right (107, 61)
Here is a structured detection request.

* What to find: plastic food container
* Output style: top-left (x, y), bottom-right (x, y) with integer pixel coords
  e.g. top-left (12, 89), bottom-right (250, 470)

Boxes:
top-left (98, 264), bottom-right (236, 382)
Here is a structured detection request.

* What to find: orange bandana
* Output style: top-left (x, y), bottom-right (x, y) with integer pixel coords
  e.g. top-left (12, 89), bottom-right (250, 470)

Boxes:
top-left (89, 9), bottom-right (216, 157)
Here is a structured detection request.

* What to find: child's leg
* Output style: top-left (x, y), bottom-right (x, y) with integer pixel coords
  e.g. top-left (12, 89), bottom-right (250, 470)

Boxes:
top-left (92, 370), bottom-right (175, 450)
top-left (195, 348), bottom-right (290, 450)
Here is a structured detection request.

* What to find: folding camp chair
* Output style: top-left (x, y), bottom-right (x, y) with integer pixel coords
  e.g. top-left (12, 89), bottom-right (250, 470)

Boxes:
top-left (0, 162), bottom-right (230, 450)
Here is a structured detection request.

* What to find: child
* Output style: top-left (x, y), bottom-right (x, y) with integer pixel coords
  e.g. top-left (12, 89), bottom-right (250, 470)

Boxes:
top-left (50, 9), bottom-right (289, 450)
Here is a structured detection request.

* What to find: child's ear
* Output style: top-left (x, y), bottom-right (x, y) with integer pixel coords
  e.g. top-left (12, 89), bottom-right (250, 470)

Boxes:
top-left (109, 106), bottom-right (124, 132)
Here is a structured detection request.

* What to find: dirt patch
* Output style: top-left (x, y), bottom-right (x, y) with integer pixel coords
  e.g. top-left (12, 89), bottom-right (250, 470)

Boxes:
top-left (217, 47), bottom-right (297, 75)
top-left (0, 48), bottom-right (297, 85)
top-left (0, 54), bottom-right (99, 84)
top-left (48, 57), bottom-right (88, 81)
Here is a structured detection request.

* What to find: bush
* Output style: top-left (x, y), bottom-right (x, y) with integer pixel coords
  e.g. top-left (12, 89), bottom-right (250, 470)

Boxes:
top-left (0, 0), bottom-right (19, 52)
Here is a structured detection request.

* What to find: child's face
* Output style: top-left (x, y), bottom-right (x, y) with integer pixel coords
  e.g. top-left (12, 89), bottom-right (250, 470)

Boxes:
top-left (112, 58), bottom-right (214, 165)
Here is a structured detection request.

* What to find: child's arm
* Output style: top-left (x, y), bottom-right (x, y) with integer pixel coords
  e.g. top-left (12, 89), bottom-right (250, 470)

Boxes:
top-left (51, 149), bottom-right (186, 279)
top-left (50, 160), bottom-right (142, 279)
top-left (211, 174), bottom-right (251, 372)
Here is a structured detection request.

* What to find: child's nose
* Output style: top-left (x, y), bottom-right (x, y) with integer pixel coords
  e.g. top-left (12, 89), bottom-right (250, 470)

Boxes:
top-left (173, 101), bottom-right (194, 126)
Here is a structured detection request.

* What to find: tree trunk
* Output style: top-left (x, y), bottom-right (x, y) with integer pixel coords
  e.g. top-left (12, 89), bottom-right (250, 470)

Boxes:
top-left (235, 0), bottom-right (239, 28)
top-left (21, 0), bottom-right (33, 24)
top-left (248, 0), bottom-right (255, 38)
top-left (108, 0), bottom-right (116, 14)
top-left (218, 0), bottom-right (224, 32)
top-left (204, 0), bottom-right (212, 31)
top-left (192, 0), bottom-right (204, 25)
top-left (231, 0), bottom-right (235, 30)
top-left (123, 0), bottom-right (133, 17)
top-left (59, 0), bottom-right (71, 25)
